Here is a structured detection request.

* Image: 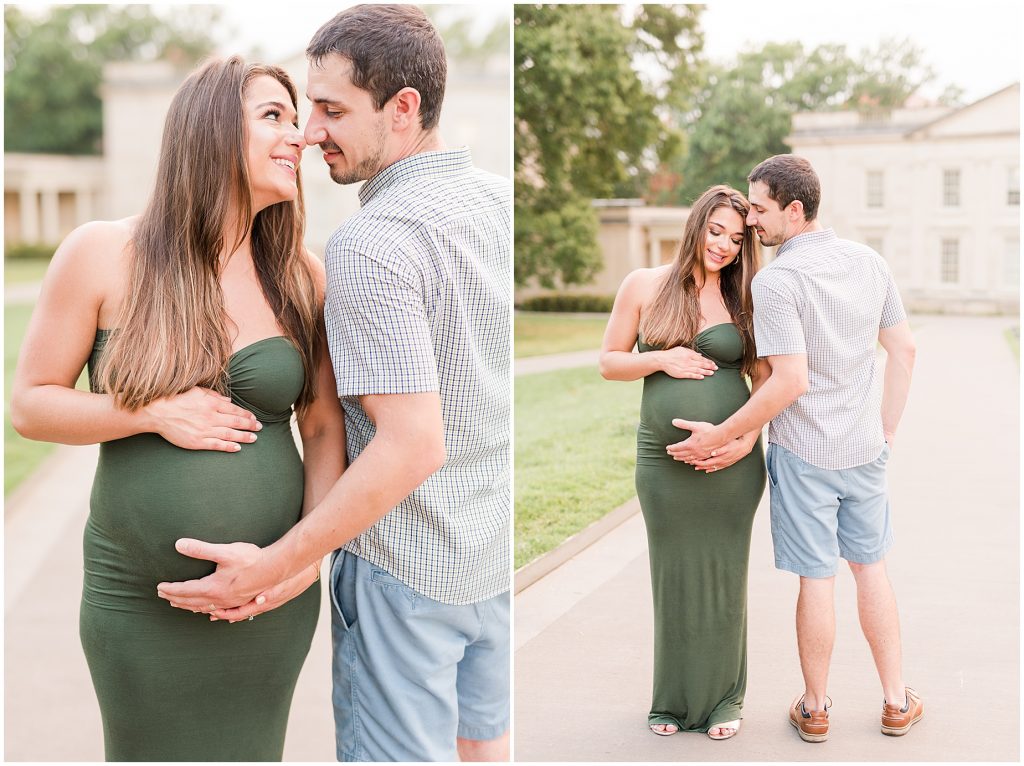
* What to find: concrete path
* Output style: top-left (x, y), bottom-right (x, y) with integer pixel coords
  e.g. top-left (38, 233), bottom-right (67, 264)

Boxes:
top-left (514, 313), bottom-right (1020, 762)
top-left (515, 349), bottom-right (600, 377)
top-left (5, 281), bottom-right (41, 304)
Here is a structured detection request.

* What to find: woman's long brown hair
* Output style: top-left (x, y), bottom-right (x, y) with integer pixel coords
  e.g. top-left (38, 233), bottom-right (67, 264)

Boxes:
top-left (96, 57), bottom-right (322, 415)
top-left (638, 184), bottom-right (760, 377)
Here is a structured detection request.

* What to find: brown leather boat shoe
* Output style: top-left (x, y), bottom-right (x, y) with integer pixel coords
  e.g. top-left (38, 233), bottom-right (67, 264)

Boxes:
top-left (881, 687), bottom-right (923, 736)
top-left (789, 695), bottom-right (830, 743)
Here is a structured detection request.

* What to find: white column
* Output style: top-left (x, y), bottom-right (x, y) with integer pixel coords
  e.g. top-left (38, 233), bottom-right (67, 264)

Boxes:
top-left (19, 187), bottom-right (39, 244)
top-left (40, 188), bottom-right (60, 244)
top-left (75, 187), bottom-right (93, 226)
top-left (648, 231), bottom-right (660, 268)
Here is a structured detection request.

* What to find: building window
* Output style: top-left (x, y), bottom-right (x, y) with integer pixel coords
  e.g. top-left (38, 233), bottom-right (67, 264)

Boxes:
top-left (942, 169), bottom-right (960, 207)
top-left (866, 171), bottom-right (884, 208)
top-left (1009, 167), bottom-right (1020, 206)
top-left (1006, 238), bottom-right (1020, 284)
top-left (940, 238), bottom-right (959, 283)
top-left (865, 236), bottom-right (884, 257)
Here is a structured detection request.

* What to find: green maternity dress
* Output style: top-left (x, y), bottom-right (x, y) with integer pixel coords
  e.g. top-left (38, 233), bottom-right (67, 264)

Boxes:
top-left (80, 332), bottom-right (320, 761)
top-left (636, 323), bottom-right (766, 733)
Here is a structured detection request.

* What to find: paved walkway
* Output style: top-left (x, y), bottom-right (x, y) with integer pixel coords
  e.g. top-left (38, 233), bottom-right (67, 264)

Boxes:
top-left (515, 313), bottom-right (1020, 761)
top-left (5, 281), bottom-right (41, 304)
top-left (515, 349), bottom-right (600, 376)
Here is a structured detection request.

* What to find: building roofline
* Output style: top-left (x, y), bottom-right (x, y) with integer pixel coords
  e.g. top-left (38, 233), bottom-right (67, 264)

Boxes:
top-left (908, 81), bottom-right (1020, 138)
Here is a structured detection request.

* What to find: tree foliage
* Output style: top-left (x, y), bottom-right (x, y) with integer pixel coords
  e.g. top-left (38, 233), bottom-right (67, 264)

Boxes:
top-left (670, 38), bottom-right (940, 204)
top-left (4, 4), bottom-right (220, 155)
top-left (514, 4), bottom-right (703, 288)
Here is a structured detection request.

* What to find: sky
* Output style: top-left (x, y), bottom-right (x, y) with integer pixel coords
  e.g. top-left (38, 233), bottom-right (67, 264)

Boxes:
top-left (11, 2), bottom-right (1022, 105)
top-left (698, 0), bottom-right (1022, 102)
top-left (210, 3), bottom-right (511, 64)
top-left (208, 1), bottom-right (1020, 104)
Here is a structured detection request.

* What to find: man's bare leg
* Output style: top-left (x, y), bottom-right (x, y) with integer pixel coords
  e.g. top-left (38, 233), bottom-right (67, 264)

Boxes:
top-left (457, 731), bottom-right (509, 762)
top-left (797, 575), bottom-right (835, 712)
top-left (848, 559), bottom-right (905, 706)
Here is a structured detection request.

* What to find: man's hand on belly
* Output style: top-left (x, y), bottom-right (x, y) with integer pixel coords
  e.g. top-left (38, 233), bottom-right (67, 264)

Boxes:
top-left (156, 538), bottom-right (284, 614)
top-left (665, 418), bottom-right (728, 463)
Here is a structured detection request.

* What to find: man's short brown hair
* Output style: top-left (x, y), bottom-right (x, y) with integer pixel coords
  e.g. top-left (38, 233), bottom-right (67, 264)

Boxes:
top-left (306, 4), bottom-right (447, 130)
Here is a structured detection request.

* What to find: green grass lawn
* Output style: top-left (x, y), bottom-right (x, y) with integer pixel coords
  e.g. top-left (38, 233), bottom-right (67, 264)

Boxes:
top-left (4, 303), bottom-right (57, 495)
top-left (5, 258), bottom-right (51, 284)
top-left (515, 365), bottom-right (642, 569)
top-left (514, 312), bottom-right (609, 358)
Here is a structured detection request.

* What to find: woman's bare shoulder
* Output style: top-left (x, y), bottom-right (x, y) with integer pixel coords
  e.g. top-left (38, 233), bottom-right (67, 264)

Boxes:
top-left (44, 218), bottom-right (138, 315)
top-left (620, 265), bottom-right (671, 298)
top-left (53, 217), bottom-right (136, 270)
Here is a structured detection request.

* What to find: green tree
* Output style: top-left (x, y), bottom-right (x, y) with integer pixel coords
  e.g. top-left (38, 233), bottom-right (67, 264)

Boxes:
top-left (4, 4), bottom-right (220, 155)
top-left (514, 4), bottom-right (704, 288)
top-left (671, 39), bottom-right (939, 204)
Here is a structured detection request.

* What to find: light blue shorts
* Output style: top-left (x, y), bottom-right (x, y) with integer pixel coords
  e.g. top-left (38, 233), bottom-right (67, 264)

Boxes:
top-left (767, 443), bottom-right (894, 578)
top-left (329, 550), bottom-right (510, 762)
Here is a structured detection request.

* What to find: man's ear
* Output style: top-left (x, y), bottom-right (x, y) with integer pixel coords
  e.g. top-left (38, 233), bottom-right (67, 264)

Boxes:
top-left (788, 199), bottom-right (805, 223)
top-left (390, 87), bottom-right (423, 131)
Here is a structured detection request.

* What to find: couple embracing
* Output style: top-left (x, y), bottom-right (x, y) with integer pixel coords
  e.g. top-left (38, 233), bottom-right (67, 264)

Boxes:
top-left (12, 5), bottom-right (509, 762)
top-left (601, 155), bottom-right (921, 742)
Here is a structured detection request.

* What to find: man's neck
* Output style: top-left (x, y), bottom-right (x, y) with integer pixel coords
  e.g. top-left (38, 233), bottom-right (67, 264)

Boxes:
top-left (782, 218), bottom-right (823, 245)
top-left (382, 130), bottom-right (446, 171)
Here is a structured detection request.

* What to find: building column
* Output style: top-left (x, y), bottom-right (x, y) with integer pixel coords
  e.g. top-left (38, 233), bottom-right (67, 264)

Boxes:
top-left (40, 188), bottom-right (60, 244)
top-left (648, 231), bottom-right (660, 268)
top-left (19, 187), bottom-right (40, 244)
top-left (75, 188), bottom-right (93, 226)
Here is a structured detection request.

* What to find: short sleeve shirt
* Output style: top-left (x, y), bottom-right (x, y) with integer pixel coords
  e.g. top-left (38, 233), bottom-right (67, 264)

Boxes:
top-left (324, 148), bottom-right (511, 605)
top-left (752, 229), bottom-right (906, 470)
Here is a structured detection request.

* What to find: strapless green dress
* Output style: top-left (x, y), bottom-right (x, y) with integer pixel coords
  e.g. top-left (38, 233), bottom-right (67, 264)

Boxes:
top-left (635, 323), bottom-right (766, 732)
top-left (80, 331), bottom-right (320, 761)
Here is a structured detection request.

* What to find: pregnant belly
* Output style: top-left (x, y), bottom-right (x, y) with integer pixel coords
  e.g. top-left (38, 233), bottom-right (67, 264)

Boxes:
top-left (639, 370), bottom-right (751, 448)
top-left (87, 422), bottom-right (304, 587)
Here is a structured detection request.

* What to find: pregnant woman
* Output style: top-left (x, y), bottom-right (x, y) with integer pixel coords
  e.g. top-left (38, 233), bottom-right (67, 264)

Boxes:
top-left (10, 57), bottom-right (345, 761)
top-left (600, 185), bottom-right (768, 740)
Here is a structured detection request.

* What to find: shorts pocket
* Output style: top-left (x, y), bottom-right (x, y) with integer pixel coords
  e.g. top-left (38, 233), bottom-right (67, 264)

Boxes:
top-left (369, 566), bottom-right (419, 609)
top-left (330, 550), bottom-right (358, 631)
top-left (766, 445), bottom-right (779, 489)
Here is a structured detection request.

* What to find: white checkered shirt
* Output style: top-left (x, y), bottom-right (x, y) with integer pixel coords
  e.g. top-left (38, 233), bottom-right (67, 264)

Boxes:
top-left (324, 147), bottom-right (511, 605)
top-left (752, 229), bottom-right (907, 470)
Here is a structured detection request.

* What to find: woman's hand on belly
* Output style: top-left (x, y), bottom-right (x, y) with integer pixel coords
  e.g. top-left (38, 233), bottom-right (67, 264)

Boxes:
top-left (658, 346), bottom-right (718, 379)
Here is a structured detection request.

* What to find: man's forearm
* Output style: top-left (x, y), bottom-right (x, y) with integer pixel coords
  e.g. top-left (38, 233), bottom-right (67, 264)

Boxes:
top-left (881, 348), bottom-right (914, 437)
top-left (264, 430), bottom-right (444, 581)
top-left (715, 372), bottom-right (805, 442)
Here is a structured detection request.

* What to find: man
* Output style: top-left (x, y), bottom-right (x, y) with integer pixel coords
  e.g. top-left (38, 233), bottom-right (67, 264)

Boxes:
top-left (669, 154), bottom-right (920, 743)
top-left (158, 6), bottom-right (510, 761)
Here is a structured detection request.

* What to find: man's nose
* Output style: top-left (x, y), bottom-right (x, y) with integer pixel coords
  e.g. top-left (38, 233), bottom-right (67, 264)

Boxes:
top-left (303, 114), bottom-right (325, 145)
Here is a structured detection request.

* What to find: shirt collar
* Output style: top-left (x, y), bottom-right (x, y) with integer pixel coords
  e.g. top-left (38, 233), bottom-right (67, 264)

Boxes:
top-left (776, 227), bottom-right (836, 258)
top-left (358, 147), bottom-right (473, 207)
